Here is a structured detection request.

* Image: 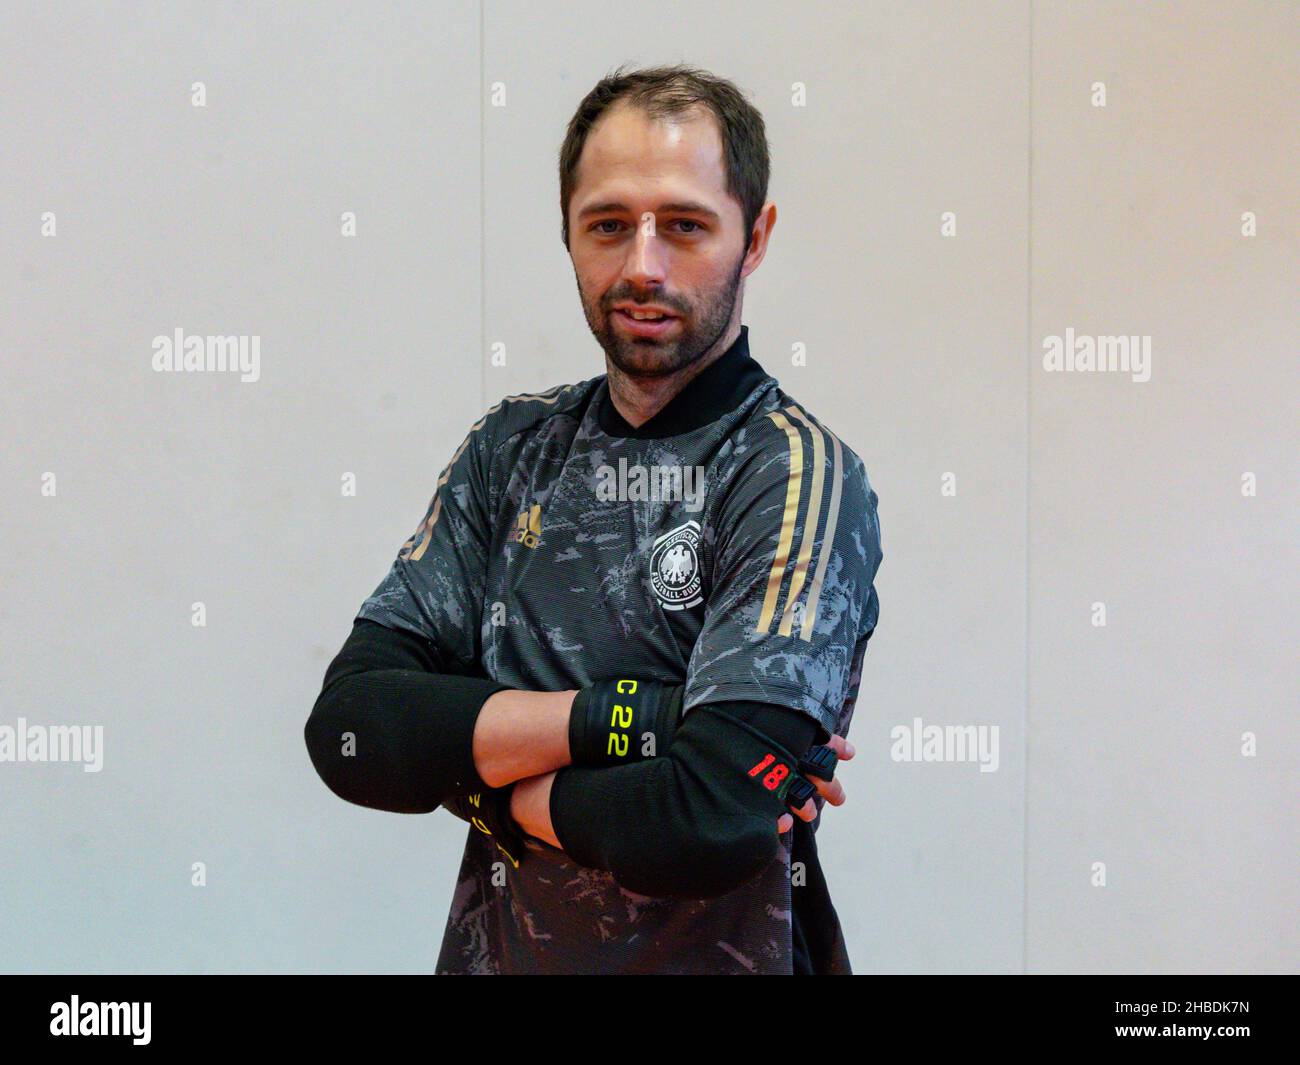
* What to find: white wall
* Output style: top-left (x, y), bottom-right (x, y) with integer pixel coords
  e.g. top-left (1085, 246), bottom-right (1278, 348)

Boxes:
top-left (1, 0), bottom-right (1294, 973)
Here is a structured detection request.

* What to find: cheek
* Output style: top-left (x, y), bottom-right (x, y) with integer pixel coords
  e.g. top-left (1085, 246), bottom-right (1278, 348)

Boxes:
top-left (575, 273), bottom-right (604, 309)
top-left (674, 252), bottom-right (727, 289)
top-left (575, 261), bottom-right (617, 303)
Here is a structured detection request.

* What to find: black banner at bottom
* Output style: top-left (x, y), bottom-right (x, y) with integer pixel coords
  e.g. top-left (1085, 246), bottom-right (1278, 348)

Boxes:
top-left (0, 974), bottom-right (1287, 1051)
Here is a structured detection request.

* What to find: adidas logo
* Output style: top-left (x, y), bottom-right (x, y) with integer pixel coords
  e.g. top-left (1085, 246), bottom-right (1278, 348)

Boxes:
top-left (507, 504), bottom-right (542, 549)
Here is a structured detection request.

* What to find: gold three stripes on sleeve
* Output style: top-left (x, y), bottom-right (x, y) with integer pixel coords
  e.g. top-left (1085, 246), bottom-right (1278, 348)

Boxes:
top-left (757, 405), bottom-right (844, 642)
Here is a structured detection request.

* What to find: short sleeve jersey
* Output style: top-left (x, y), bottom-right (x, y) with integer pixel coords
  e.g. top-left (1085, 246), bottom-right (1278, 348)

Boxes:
top-left (355, 326), bottom-right (883, 974)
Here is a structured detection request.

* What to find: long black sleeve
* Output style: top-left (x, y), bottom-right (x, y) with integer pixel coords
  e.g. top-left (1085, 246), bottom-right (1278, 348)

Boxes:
top-left (304, 618), bottom-right (512, 814)
top-left (549, 701), bottom-right (818, 899)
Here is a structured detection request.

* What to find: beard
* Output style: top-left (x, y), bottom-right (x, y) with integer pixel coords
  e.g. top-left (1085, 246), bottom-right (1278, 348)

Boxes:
top-left (577, 252), bottom-right (745, 380)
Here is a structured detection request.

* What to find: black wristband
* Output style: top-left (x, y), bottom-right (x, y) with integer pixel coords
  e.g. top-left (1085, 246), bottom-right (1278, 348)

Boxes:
top-left (568, 678), bottom-right (684, 767)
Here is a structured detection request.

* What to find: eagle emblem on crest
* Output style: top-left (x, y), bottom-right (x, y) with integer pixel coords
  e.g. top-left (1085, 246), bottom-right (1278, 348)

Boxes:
top-left (649, 520), bottom-right (703, 610)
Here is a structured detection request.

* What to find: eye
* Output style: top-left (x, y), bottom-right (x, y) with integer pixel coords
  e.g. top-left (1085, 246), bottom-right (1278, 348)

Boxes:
top-left (589, 218), bottom-right (704, 236)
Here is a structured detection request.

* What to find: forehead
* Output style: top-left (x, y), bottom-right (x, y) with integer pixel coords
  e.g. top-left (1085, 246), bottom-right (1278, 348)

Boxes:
top-left (572, 100), bottom-right (730, 207)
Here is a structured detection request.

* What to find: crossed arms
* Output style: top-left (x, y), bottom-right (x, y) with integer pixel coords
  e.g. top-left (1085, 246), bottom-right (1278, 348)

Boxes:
top-left (304, 617), bottom-right (849, 899)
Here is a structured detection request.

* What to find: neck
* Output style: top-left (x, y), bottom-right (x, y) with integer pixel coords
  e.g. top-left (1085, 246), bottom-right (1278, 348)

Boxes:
top-left (605, 320), bottom-right (742, 429)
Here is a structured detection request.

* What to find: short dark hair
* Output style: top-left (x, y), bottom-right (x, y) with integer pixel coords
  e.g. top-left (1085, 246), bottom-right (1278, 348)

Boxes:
top-left (557, 63), bottom-right (770, 249)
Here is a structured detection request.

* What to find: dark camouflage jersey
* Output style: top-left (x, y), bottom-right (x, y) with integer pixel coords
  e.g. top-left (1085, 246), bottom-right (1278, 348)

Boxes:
top-left (355, 326), bottom-right (883, 974)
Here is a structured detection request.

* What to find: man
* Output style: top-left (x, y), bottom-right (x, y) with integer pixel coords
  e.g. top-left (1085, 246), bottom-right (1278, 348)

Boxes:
top-left (305, 64), bottom-right (883, 974)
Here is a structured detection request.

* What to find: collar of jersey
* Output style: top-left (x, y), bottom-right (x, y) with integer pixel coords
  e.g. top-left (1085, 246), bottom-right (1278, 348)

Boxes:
top-left (596, 324), bottom-right (770, 440)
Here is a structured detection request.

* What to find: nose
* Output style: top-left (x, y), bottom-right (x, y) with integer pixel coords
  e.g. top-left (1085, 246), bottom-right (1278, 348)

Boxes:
top-left (622, 211), bottom-right (668, 289)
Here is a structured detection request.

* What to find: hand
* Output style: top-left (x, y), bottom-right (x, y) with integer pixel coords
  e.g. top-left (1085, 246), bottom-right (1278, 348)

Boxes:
top-left (509, 772), bottom-right (562, 850)
top-left (776, 734), bottom-right (854, 834)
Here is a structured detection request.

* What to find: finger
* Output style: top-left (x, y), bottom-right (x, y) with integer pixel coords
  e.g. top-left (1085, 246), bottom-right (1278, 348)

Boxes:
top-left (826, 733), bottom-right (855, 760)
top-left (776, 813), bottom-right (794, 834)
top-left (794, 796), bottom-right (818, 822)
top-left (811, 774), bottom-right (846, 806)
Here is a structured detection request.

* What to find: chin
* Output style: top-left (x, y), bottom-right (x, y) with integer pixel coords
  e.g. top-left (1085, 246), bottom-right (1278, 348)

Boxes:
top-left (610, 341), bottom-right (688, 378)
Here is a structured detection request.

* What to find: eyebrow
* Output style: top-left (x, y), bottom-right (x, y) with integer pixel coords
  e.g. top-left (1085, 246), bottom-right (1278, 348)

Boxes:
top-left (577, 200), bottom-right (721, 221)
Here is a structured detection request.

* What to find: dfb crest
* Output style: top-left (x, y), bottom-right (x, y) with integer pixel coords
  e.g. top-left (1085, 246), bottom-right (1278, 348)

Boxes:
top-left (649, 519), bottom-right (702, 610)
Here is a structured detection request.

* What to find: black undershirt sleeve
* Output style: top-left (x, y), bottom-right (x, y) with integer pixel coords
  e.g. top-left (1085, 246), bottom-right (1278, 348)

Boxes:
top-left (304, 618), bottom-right (511, 815)
top-left (307, 621), bottom-right (825, 904)
top-left (548, 700), bottom-right (818, 899)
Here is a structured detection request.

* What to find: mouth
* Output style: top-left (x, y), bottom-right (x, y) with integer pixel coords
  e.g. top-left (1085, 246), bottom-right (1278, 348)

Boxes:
top-left (610, 307), bottom-right (681, 339)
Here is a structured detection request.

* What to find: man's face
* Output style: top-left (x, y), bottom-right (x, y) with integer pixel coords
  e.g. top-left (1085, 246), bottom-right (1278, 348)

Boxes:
top-left (567, 101), bottom-right (752, 378)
